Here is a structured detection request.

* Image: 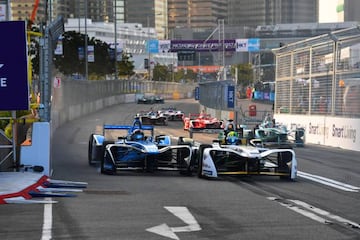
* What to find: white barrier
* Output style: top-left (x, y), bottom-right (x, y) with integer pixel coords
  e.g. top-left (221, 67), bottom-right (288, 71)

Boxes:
top-left (274, 114), bottom-right (359, 151)
top-left (20, 122), bottom-right (51, 176)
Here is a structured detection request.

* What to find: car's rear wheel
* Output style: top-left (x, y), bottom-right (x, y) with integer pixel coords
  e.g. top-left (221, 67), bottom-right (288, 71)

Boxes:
top-left (177, 142), bottom-right (193, 176)
top-left (277, 147), bottom-right (293, 180)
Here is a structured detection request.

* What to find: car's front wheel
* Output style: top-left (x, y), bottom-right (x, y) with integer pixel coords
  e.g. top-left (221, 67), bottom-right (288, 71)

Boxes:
top-left (88, 134), bottom-right (97, 166)
top-left (100, 141), bottom-right (116, 175)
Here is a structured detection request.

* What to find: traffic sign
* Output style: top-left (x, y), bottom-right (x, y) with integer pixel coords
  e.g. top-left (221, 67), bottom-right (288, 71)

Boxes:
top-left (0, 21), bottom-right (29, 110)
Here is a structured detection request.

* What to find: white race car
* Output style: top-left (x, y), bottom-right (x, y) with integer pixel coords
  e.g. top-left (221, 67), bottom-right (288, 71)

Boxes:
top-left (159, 107), bottom-right (184, 121)
top-left (195, 142), bottom-right (297, 180)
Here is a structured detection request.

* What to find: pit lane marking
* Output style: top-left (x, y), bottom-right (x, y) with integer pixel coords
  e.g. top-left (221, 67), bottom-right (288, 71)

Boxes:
top-left (298, 171), bottom-right (360, 192)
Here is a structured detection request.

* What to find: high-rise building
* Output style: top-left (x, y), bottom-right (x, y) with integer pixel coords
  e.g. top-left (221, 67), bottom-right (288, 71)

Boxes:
top-left (227, 0), bottom-right (318, 27)
top-left (124, 0), bottom-right (167, 39)
top-left (168, 0), bottom-right (227, 31)
top-left (4, 0), bottom-right (124, 25)
top-left (344, 0), bottom-right (360, 22)
top-left (9, 0), bottom-right (47, 23)
top-left (68, 0), bottom-right (117, 23)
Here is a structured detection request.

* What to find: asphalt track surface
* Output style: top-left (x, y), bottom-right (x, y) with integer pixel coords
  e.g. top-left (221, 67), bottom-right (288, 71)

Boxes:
top-left (0, 99), bottom-right (359, 240)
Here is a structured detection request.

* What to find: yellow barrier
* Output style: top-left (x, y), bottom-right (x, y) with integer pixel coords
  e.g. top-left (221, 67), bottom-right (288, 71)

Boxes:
top-left (172, 92), bottom-right (180, 100)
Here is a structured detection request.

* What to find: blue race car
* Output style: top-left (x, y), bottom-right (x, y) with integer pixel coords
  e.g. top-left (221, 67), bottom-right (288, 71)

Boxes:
top-left (88, 117), bottom-right (193, 175)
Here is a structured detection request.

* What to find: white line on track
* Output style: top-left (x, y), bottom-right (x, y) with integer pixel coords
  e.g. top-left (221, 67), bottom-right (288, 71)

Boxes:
top-left (298, 171), bottom-right (360, 192)
top-left (273, 199), bottom-right (330, 224)
top-left (267, 197), bottom-right (360, 228)
top-left (289, 199), bottom-right (360, 228)
top-left (41, 198), bottom-right (53, 240)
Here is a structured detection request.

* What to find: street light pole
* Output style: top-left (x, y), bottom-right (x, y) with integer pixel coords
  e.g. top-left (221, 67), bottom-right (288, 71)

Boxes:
top-left (84, 0), bottom-right (88, 80)
top-left (147, 16), bottom-right (151, 81)
top-left (114, 0), bottom-right (118, 80)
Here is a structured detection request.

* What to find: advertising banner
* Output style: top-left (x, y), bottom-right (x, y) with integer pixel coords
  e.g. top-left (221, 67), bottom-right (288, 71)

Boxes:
top-left (236, 38), bottom-right (260, 52)
top-left (171, 39), bottom-right (236, 52)
top-left (147, 39), bottom-right (159, 53)
top-left (88, 45), bottom-right (94, 62)
top-left (227, 85), bottom-right (235, 109)
top-left (195, 87), bottom-right (200, 100)
top-left (159, 40), bottom-right (171, 53)
top-left (0, 4), bottom-right (6, 21)
top-left (0, 21), bottom-right (29, 110)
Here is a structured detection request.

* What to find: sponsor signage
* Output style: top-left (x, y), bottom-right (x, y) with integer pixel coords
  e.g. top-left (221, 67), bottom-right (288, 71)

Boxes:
top-left (159, 40), bottom-right (171, 53)
top-left (195, 87), bottom-right (200, 100)
top-left (87, 45), bottom-right (95, 62)
top-left (236, 38), bottom-right (260, 52)
top-left (138, 39), bottom-right (263, 53)
top-left (227, 85), bottom-right (235, 108)
top-left (147, 39), bottom-right (159, 53)
top-left (248, 38), bottom-right (260, 52)
top-left (0, 4), bottom-right (6, 21)
top-left (0, 21), bottom-right (29, 110)
top-left (171, 40), bottom-right (236, 52)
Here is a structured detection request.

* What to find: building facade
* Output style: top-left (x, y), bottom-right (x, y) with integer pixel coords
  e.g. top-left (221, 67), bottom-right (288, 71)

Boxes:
top-left (227, 0), bottom-right (319, 27)
top-left (124, 0), bottom-right (167, 40)
top-left (64, 18), bottom-right (176, 72)
top-left (344, 0), bottom-right (360, 22)
top-left (8, 0), bottom-right (46, 23)
top-left (168, 0), bottom-right (227, 31)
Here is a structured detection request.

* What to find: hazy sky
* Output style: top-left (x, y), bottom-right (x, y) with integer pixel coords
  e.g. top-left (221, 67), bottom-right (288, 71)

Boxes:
top-left (319, 0), bottom-right (341, 23)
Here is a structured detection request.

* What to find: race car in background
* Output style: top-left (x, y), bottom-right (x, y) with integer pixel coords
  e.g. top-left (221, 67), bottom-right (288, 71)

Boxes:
top-left (250, 114), bottom-right (305, 148)
top-left (137, 110), bottom-right (167, 125)
top-left (195, 141), bottom-right (297, 180)
top-left (137, 95), bottom-right (165, 104)
top-left (158, 107), bottom-right (184, 121)
top-left (183, 113), bottom-right (224, 131)
top-left (88, 117), bottom-right (193, 175)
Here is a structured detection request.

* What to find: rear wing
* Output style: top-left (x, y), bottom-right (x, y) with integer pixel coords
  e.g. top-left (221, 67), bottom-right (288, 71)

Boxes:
top-left (103, 124), bottom-right (154, 136)
top-left (187, 113), bottom-right (211, 119)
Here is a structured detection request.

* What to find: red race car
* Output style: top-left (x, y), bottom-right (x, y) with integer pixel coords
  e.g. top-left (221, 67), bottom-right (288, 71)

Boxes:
top-left (183, 113), bottom-right (224, 130)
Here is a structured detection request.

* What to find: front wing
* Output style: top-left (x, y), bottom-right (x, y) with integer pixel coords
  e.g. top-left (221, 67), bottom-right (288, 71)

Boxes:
top-left (102, 143), bottom-right (194, 174)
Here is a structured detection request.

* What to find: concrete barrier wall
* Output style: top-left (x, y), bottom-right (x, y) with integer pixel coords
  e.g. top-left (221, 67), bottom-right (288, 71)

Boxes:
top-left (51, 78), bottom-right (196, 132)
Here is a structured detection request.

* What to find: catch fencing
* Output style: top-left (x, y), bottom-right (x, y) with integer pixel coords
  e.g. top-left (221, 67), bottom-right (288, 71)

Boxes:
top-left (274, 26), bottom-right (360, 117)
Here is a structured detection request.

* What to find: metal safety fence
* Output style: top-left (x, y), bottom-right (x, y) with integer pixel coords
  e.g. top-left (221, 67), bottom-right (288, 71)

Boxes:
top-left (274, 26), bottom-right (360, 118)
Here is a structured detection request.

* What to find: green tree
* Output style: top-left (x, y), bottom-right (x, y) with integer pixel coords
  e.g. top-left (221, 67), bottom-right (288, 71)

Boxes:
top-left (53, 31), bottom-right (114, 78)
top-left (117, 53), bottom-right (135, 78)
top-left (153, 64), bottom-right (170, 81)
top-left (231, 63), bottom-right (253, 86)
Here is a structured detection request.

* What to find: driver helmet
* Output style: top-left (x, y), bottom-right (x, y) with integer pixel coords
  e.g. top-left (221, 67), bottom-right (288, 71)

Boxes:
top-left (226, 131), bottom-right (239, 144)
top-left (226, 123), bottom-right (234, 131)
top-left (131, 129), bottom-right (144, 140)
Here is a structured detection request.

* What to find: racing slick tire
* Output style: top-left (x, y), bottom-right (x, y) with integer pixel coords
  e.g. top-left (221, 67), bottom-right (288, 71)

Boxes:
top-left (177, 142), bottom-right (193, 176)
top-left (277, 145), bottom-right (294, 180)
top-left (88, 134), bottom-right (98, 166)
top-left (100, 141), bottom-right (116, 175)
top-left (197, 144), bottom-right (213, 178)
